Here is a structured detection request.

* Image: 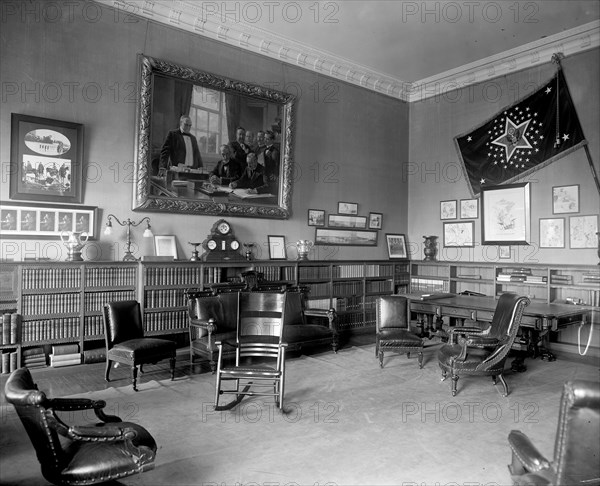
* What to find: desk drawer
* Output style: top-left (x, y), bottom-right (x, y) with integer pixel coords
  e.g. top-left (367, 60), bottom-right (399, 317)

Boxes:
top-left (442, 306), bottom-right (494, 322)
top-left (411, 302), bottom-right (435, 313)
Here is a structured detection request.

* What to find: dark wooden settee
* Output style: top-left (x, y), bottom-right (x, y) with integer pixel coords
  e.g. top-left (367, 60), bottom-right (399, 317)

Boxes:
top-left (187, 288), bottom-right (338, 373)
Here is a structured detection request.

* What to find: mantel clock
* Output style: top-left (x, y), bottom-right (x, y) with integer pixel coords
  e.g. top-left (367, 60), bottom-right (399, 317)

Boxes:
top-left (201, 219), bottom-right (245, 262)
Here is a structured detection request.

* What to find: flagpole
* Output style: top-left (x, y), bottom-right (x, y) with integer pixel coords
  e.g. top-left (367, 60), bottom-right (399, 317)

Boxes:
top-left (584, 144), bottom-right (600, 195)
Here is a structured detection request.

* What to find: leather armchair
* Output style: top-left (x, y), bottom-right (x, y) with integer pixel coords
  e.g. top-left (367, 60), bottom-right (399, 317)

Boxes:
top-left (103, 300), bottom-right (176, 391)
top-left (4, 367), bottom-right (157, 485)
top-left (376, 295), bottom-right (424, 368)
top-left (508, 380), bottom-right (600, 485)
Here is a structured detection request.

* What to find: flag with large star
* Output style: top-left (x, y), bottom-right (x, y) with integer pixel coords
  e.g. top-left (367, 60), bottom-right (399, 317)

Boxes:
top-left (455, 69), bottom-right (587, 196)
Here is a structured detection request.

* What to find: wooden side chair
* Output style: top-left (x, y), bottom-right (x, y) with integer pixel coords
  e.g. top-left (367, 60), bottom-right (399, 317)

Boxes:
top-left (4, 367), bottom-right (157, 485)
top-left (103, 300), bottom-right (176, 391)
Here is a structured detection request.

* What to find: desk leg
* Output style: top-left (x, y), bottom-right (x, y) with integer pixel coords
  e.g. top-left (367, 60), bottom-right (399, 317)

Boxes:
top-left (538, 330), bottom-right (556, 362)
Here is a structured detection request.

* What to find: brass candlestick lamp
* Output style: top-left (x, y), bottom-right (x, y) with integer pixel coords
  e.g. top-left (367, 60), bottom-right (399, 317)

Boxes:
top-left (104, 214), bottom-right (153, 261)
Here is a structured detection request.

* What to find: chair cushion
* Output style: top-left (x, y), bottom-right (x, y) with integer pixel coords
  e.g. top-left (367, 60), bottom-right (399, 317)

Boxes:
top-left (108, 338), bottom-right (176, 363)
top-left (378, 329), bottom-right (422, 347)
top-left (283, 324), bottom-right (332, 343)
top-left (61, 422), bottom-right (156, 482)
top-left (437, 344), bottom-right (496, 371)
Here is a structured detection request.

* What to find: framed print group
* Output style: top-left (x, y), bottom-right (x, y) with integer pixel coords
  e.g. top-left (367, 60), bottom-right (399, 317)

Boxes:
top-left (481, 183), bottom-right (530, 245)
top-left (569, 215), bottom-right (598, 249)
top-left (10, 114), bottom-right (84, 204)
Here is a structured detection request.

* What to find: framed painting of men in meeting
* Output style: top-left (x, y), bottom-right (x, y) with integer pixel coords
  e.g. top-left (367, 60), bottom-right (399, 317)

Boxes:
top-left (307, 209), bottom-right (325, 226)
top-left (386, 234), bottom-right (408, 259)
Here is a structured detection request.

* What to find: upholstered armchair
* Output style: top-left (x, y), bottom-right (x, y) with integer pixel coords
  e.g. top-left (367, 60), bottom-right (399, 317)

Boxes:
top-left (4, 367), bottom-right (157, 485)
top-left (438, 292), bottom-right (530, 396)
top-left (508, 380), bottom-right (600, 485)
top-left (376, 295), bottom-right (424, 368)
top-left (103, 300), bottom-right (176, 391)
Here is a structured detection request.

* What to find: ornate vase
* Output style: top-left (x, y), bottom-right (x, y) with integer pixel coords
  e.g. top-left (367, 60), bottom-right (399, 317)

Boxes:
top-left (60, 231), bottom-right (89, 262)
top-left (423, 235), bottom-right (438, 262)
top-left (296, 240), bottom-right (314, 261)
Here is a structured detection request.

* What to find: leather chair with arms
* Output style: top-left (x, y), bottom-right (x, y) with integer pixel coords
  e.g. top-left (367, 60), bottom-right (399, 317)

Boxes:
top-left (508, 380), bottom-right (600, 486)
top-left (103, 300), bottom-right (176, 391)
top-left (437, 292), bottom-right (530, 397)
top-left (376, 295), bottom-right (424, 368)
top-left (4, 367), bottom-right (157, 485)
top-left (214, 291), bottom-right (288, 411)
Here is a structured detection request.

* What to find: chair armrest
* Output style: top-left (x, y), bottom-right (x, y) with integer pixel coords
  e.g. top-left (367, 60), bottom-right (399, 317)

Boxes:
top-left (304, 308), bottom-right (337, 331)
top-left (215, 339), bottom-right (238, 349)
top-left (449, 326), bottom-right (482, 344)
top-left (46, 412), bottom-right (136, 442)
top-left (508, 430), bottom-right (552, 474)
top-left (48, 398), bottom-right (122, 423)
top-left (190, 317), bottom-right (217, 334)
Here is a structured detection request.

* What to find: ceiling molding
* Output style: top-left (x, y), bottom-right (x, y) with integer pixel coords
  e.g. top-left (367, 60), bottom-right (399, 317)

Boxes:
top-left (97, 1), bottom-right (599, 103)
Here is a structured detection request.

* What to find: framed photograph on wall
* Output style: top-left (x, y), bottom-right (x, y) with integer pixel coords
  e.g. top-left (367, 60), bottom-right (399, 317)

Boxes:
top-left (307, 209), bottom-right (325, 226)
top-left (552, 184), bottom-right (579, 214)
top-left (443, 221), bottom-right (475, 247)
top-left (268, 235), bottom-right (287, 259)
top-left (0, 201), bottom-right (98, 239)
top-left (498, 245), bottom-right (511, 259)
top-left (569, 214), bottom-right (598, 249)
top-left (481, 183), bottom-right (530, 245)
top-left (314, 228), bottom-right (377, 246)
top-left (154, 235), bottom-right (178, 258)
top-left (10, 114), bottom-right (84, 203)
top-left (328, 214), bottom-right (367, 229)
top-left (369, 212), bottom-right (383, 229)
top-left (338, 202), bottom-right (358, 215)
top-left (440, 200), bottom-right (457, 220)
top-left (385, 234), bottom-right (407, 259)
top-left (460, 198), bottom-right (479, 219)
top-left (539, 218), bottom-right (565, 248)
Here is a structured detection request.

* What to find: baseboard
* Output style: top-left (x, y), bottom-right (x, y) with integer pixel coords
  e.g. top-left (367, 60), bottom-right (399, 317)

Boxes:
top-left (548, 342), bottom-right (600, 365)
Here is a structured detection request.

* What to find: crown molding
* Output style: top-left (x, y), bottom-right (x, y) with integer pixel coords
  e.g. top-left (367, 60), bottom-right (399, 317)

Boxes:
top-left (95, 1), bottom-right (598, 103)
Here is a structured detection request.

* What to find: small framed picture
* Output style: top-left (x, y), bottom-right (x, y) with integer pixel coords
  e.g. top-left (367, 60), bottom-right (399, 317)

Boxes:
top-left (385, 234), bottom-right (408, 259)
top-left (460, 199), bottom-right (479, 219)
top-left (552, 184), bottom-right (579, 214)
top-left (498, 245), bottom-right (511, 259)
top-left (154, 235), bottom-right (177, 258)
top-left (443, 221), bottom-right (475, 247)
top-left (328, 214), bottom-right (367, 229)
top-left (338, 202), bottom-right (358, 215)
top-left (369, 212), bottom-right (383, 229)
top-left (440, 200), bottom-right (457, 220)
top-left (268, 235), bottom-right (287, 259)
top-left (307, 209), bottom-right (325, 226)
top-left (539, 218), bottom-right (565, 248)
top-left (569, 215), bottom-right (598, 249)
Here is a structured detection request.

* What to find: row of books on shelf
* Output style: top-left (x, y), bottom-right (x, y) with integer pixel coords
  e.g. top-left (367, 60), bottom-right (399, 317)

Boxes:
top-left (145, 266), bottom-right (203, 286)
top-left (365, 280), bottom-right (393, 294)
top-left (21, 267), bottom-right (81, 290)
top-left (363, 295), bottom-right (378, 310)
top-left (306, 282), bottom-right (330, 298)
top-left (336, 312), bottom-right (369, 330)
top-left (332, 280), bottom-right (363, 297)
top-left (335, 295), bottom-right (363, 312)
top-left (253, 265), bottom-right (295, 282)
top-left (144, 289), bottom-right (187, 309)
top-left (85, 266), bottom-right (136, 287)
top-left (22, 293), bottom-right (80, 316)
top-left (410, 277), bottom-right (450, 293)
top-left (84, 315), bottom-right (104, 336)
top-left (84, 290), bottom-right (136, 312)
top-left (365, 264), bottom-right (395, 277)
top-left (298, 266), bottom-right (331, 280)
top-left (144, 310), bottom-right (188, 332)
top-left (332, 264), bottom-right (364, 278)
top-left (203, 268), bottom-right (224, 285)
top-left (497, 273), bottom-right (548, 284)
top-left (21, 318), bottom-right (80, 343)
top-left (1, 313), bottom-right (21, 345)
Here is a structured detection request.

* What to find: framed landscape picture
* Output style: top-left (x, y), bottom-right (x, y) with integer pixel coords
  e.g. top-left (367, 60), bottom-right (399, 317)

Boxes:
top-left (315, 228), bottom-right (377, 246)
top-left (338, 202), bottom-right (358, 215)
top-left (328, 214), bottom-right (367, 229)
top-left (10, 114), bottom-right (84, 203)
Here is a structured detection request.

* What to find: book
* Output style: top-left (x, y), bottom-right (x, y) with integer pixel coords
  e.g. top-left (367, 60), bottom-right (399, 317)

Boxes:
top-left (50, 357), bottom-right (81, 368)
top-left (1, 314), bottom-right (9, 345)
top-left (10, 313), bottom-right (20, 344)
top-left (50, 353), bottom-right (81, 365)
top-left (51, 344), bottom-right (79, 355)
top-left (22, 347), bottom-right (45, 357)
top-left (83, 348), bottom-right (107, 364)
top-left (1, 352), bottom-right (10, 374)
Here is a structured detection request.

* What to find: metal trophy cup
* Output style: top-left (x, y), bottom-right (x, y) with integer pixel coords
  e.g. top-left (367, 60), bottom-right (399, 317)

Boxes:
top-left (296, 240), bottom-right (314, 261)
top-left (60, 231), bottom-right (89, 262)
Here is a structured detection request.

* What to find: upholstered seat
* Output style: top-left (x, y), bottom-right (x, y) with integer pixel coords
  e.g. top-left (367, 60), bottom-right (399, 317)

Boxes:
top-left (376, 295), bottom-right (424, 368)
top-left (4, 367), bottom-right (157, 485)
top-left (103, 300), bottom-right (176, 391)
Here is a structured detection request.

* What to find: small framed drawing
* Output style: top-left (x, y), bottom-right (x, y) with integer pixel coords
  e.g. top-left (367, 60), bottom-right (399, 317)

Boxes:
top-left (552, 185), bottom-right (579, 214)
top-left (385, 234), bottom-right (408, 259)
top-left (443, 221), bottom-right (475, 247)
top-left (154, 235), bottom-right (177, 258)
top-left (539, 218), bottom-right (565, 248)
top-left (369, 212), bottom-right (383, 229)
top-left (460, 199), bottom-right (478, 219)
top-left (440, 200), bottom-right (457, 220)
top-left (338, 202), bottom-right (358, 215)
top-left (569, 215), bottom-right (598, 249)
top-left (307, 209), bottom-right (325, 226)
top-left (268, 235), bottom-right (287, 259)
top-left (498, 245), bottom-right (511, 259)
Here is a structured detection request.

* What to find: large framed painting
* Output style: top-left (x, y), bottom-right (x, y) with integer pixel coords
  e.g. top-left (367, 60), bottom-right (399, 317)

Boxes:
top-left (10, 114), bottom-right (84, 203)
top-left (481, 183), bottom-right (530, 245)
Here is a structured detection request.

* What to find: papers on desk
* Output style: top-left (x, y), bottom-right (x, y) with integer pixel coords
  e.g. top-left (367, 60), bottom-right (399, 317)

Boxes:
top-left (416, 293), bottom-right (455, 300)
top-left (231, 189), bottom-right (275, 199)
top-left (198, 183), bottom-right (233, 196)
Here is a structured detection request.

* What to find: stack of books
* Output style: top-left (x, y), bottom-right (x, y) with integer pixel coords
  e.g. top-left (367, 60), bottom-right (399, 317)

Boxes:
top-left (497, 268), bottom-right (532, 282)
top-left (583, 271), bottom-right (600, 284)
top-left (550, 274), bottom-right (573, 285)
top-left (23, 346), bottom-right (47, 369)
top-left (50, 344), bottom-right (81, 368)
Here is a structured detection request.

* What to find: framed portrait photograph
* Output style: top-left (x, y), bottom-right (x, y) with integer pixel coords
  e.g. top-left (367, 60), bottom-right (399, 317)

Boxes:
top-left (385, 234), bottom-right (408, 259)
top-left (328, 214), bottom-right (367, 229)
top-left (443, 221), bottom-right (475, 247)
top-left (539, 218), bottom-right (565, 248)
top-left (338, 202), bottom-right (358, 215)
top-left (154, 235), bottom-right (178, 258)
top-left (460, 198), bottom-right (479, 219)
top-left (307, 209), bottom-right (325, 226)
top-left (10, 114), bottom-right (84, 203)
top-left (552, 184), bottom-right (579, 214)
top-left (440, 200), bottom-right (457, 220)
top-left (0, 201), bottom-right (98, 239)
top-left (481, 183), bottom-right (530, 245)
top-left (268, 235), bottom-right (287, 259)
top-left (314, 228), bottom-right (377, 246)
top-left (498, 245), bottom-right (511, 259)
top-left (569, 215), bottom-right (598, 249)
top-left (369, 212), bottom-right (383, 229)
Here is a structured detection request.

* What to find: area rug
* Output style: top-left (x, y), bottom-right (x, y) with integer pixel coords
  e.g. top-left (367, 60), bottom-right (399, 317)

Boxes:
top-left (1, 344), bottom-right (597, 486)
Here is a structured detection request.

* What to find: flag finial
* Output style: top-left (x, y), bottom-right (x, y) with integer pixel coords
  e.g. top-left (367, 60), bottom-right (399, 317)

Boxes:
top-left (551, 52), bottom-right (564, 66)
